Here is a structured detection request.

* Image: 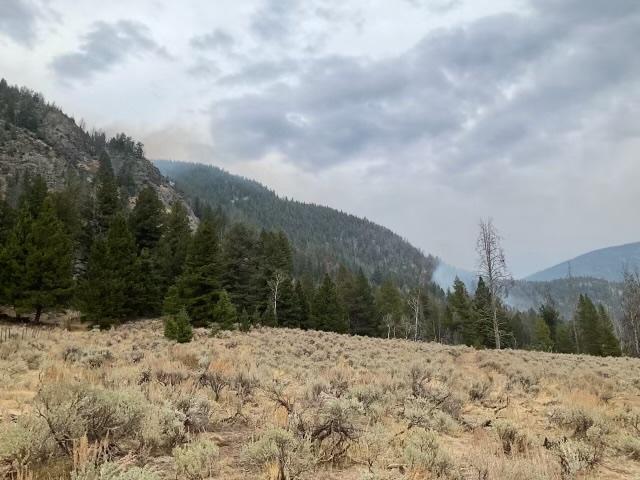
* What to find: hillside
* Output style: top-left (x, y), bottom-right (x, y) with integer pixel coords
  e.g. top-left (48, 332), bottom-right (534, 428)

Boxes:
top-left (155, 160), bottom-right (437, 286)
top-left (1, 320), bottom-right (639, 480)
top-left (526, 242), bottom-right (640, 283)
top-left (0, 80), bottom-right (194, 220)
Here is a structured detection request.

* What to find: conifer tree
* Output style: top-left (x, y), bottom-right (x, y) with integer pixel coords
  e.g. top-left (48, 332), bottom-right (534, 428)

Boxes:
top-left (539, 300), bottom-right (561, 345)
top-left (555, 323), bottom-right (576, 354)
top-left (221, 223), bottom-right (259, 312)
top-left (167, 216), bottom-right (221, 325)
top-left (376, 279), bottom-right (403, 339)
top-left (293, 280), bottom-right (311, 329)
top-left (276, 278), bottom-right (297, 328)
top-left (94, 151), bottom-right (120, 233)
top-left (239, 308), bottom-right (251, 332)
top-left (312, 274), bottom-right (347, 333)
top-left (78, 215), bottom-right (138, 327)
top-left (157, 201), bottom-right (191, 288)
top-left (20, 174), bottom-right (47, 219)
top-left (575, 295), bottom-right (601, 356)
top-left (212, 290), bottom-right (237, 330)
top-left (346, 269), bottom-right (378, 336)
top-left (164, 307), bottom-right (193, 343)
top-left (447, 278), bottom-right (475, 345)
top-left (532, 317), bottom-right (553, 351)
top-left (473, 277), bottom-right (492, 347)
top-left (131, 248), bottom-right (163, 316)
top-left (1, 206), bottom-right (32, 316)
top-left (597, 305), bottom-right (621, 357)
top-left (130, 186), bottom-right (164, 251)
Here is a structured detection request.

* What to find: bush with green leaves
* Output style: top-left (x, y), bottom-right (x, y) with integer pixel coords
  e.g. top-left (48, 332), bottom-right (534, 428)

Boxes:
top-left (242, 428), bottom-right (315, 480)
top-left (140, 403), bottom-right (187, 452)
top-left (164, 308), bottom-right (193, 343)
top-left (173, 438), bottom-right (219, 480)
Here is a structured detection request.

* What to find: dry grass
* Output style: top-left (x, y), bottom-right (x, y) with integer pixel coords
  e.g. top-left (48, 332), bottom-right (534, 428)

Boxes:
top-left (0, 320), bottom-right (639, 479)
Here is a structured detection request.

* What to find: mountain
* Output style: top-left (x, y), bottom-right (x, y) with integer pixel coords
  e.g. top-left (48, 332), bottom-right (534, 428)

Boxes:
top-left (526, 242), bottom-right (640, 282)
top-left (0, 79), bottom-right (194, 221)
top-left (155, 160), bottom-right (437, 287)
top-left (432, 262), bottom-right (476, 290)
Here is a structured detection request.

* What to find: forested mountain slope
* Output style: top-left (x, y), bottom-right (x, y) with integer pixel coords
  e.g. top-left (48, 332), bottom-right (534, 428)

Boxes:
top-left (0, 79), bottom-right (193, 220)
top-left (526, 242), bottom-right (640, 282)
top-left (155, 160), bottom-right (436, 286)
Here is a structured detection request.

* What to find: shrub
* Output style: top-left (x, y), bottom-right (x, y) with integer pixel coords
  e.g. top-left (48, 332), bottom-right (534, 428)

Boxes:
top-left (242, 428), bottom-right (314, 480)
top-left (468, 380), bottom-right (490, 402)
top-left (174, 394), bottom-right (213, 433)
top-left (404, 429), bottom-right (456, 478)
top-left (34, 382), bottom-right (147, 454)
top-left (0, 415), bottom-right (53, 469)
top-left (556, 440), bottom-right (601, 477)
top-left (549, 407), bottom-right (597, 438)
top-left (173, 439), bottom-right (219, 480)
top-left (71, 461), bottom-right (160, 480)
top-left (494, 420), bottom-right (530, 455)
top-left (164, 308), bottom-right (193, 343)
top-left (140, 403), bottom-right (186, 452)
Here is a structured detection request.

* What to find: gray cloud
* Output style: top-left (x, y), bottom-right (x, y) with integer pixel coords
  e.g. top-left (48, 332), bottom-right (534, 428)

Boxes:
top-left (50, 20), bottom-right (171, 82)
top-left (208, 0), bottom-right (640, 176)
top-left (0, 0), bottom-right (40, 46)
top-left (404, 0), bottom-right (462, 13)
top-left (190, 28), bottom-right (235, 51)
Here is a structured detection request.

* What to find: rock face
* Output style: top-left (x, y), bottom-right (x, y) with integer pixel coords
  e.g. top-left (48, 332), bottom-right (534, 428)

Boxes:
top-left (0, 98), bottom-right (196, 225)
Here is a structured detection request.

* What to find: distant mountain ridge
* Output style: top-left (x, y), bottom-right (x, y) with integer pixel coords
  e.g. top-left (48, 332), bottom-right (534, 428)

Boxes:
top-left (155, 160), bottom-right (437, 287)
top-left (526, 242), bottom-right (640, 283)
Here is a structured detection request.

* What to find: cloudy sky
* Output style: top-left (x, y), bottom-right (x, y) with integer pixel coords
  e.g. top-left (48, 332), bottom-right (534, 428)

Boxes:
top-left (1, 0), bottom-right (639, 277)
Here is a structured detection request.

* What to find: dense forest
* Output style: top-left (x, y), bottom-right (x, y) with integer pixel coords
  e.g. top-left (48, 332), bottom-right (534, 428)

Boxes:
top-left (0, 80), bottom-right (631, 357)
top-left (155, 160), bottom-right (436, 288)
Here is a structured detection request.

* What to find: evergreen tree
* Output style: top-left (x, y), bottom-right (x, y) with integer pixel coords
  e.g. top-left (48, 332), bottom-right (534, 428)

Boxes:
top-left (376, 279), bottom-right (403, 339)
top-left (276, 278), bottom-right (297, 328)
top-left (575, 295), bottom-right (601, 356)
top-left (164, 307), bottom-right (193, 343)
top-left (156, 201), bottom-right (191, 289)
top-left (532, 316), bottom-right (553, 351)
top-left (239, 308), bottom-right (251, 332)
top-left (447, 278), bottom-right (475, 345)
top-left (20, 174), bottom-right (47, 219)
top-left (8, 198), bottom-right (73, 322)
top-left (597, 305), bottom-right (621, 357)
top-left (346, 269), bottom-right (378, 337)
top-left (130, 186), bottom-right (164, 251)
top-left (78, 215), bottom-right (138, 327)
top-left (539, 300), bottom-right (561, 344)
top-left (212, 290), bottom-right (237, 330)
top-left (1, 206), bottom-right (32, 316)
top-left (312, 274), bottom-right (347, 333)
top-left (131, 248), bottom-right (163, 317)
top-left (555, 322), bottom-right (576, 354)
top-left (221, 223), bottom-right (259, 312)
top-left (94, 151), bottom-right (120, 233)
top-left (167, 216), bottom-right (221, 326)
top-left (293, 280), bottom-right (311, 329)
top-left (472, 277), bottom-right (492, 347)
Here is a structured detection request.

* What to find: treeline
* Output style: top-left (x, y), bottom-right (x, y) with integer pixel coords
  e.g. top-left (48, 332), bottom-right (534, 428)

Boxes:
top-left (0, 167), bottom-right (623, 358)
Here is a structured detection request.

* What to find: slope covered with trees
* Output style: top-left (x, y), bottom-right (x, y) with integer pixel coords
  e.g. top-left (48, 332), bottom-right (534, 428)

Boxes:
top-left (155, 160), bottom-right (436, 288)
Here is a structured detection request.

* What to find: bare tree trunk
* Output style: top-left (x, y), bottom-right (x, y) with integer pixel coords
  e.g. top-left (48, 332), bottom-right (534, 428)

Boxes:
top-left (491, 299), bottom-right (500, 350)
top-left (34, 305), bottom-right (43, 324)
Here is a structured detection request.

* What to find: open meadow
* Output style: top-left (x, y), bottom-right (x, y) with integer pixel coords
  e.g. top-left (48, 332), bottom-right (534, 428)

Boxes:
top-left (1, 321), bottom-right (639, 480)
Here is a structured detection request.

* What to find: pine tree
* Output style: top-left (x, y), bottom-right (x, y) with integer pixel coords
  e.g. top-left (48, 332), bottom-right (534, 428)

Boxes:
top-left (130, 186), bottom-right (164, 251)
top-left (376, 279), bottom-right (403, 339)
top-left (532, 317), bottom-right (553, 351)
top-left (597, 305), bottom-right (621, 357)
top-left (167, 216), bottom-right (221, 326)
top-left (221, 223), bottom-right (259, 312)
top-left (131, 248), bottom-right (163, 317)
top-left (239, 308), bottom-right (251, 332)
top-left (346, 269), bottom-right (378, 337)
top-left (312, 274), bottom-right (347, 333)
top-left (575, 295), bottom-right (601, 356)
top-left (276, 278), bottom-right (297, 328)
top-left (447, 277), bottom-right (475, 345)
top-left (164, 307), bottom-right (193, 343)
top-left (555, 322), bottom-right (576, 354)
top-left (94, 151), bottom-right (120, 233)
top-left (472, 277), bottom-right (492, 347)
top-left (78, 215), bottom-right (138, 327)
top-left (539, 300), bottom-right (561, 344)
top-left (20, 174), bottom-right (47, 219)
top-left (157, 201), bottom-right (191, 288)
top-left (212, 290), bottom-right (237, 330)
top-left (293, 280), bottom-right (311, 329)
top-left (1, 206), bottom-right (33, 317)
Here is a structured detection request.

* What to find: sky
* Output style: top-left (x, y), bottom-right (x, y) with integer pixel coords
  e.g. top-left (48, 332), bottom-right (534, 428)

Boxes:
top-left (1, 0), bottom-right (639, 278)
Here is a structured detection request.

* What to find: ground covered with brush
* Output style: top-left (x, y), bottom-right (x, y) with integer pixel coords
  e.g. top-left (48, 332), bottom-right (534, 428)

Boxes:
top-left (1, 321), bottom-right (639, 480)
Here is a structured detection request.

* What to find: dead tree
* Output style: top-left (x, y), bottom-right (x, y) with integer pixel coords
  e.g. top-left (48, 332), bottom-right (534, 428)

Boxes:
top-left (476, 219), bottom-right (512, 350)
top-left (267, 270), bottom-right (287, 323)
top-left (622, 268), bottom-right (640, 357)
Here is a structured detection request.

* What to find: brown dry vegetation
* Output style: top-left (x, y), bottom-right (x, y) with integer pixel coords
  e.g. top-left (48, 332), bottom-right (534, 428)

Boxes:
top-left (0, 320), bottom-right (639, 480)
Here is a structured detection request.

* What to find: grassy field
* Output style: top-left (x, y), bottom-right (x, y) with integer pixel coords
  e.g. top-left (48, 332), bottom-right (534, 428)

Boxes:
top-left (0, 320), bottom-right (639, 479)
